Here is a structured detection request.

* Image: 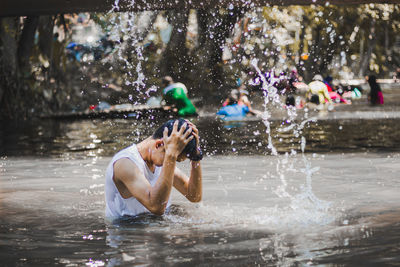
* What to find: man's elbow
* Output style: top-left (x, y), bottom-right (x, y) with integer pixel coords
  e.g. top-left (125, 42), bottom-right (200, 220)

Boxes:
top-left (148, 203), bottom-right (167, 216)
top-left (188, 195), bottom-right (202, 203)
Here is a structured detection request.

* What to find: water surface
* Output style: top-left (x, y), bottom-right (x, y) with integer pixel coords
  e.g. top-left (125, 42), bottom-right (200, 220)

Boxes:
top-left (1, 100), bottom-right (400, 265)
top-left (1, 153), bottom-right (400, 266)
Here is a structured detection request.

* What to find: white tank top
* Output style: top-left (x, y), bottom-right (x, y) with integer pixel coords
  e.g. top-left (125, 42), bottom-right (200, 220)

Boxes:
top-left (105, 144), bottom-right (170, 218)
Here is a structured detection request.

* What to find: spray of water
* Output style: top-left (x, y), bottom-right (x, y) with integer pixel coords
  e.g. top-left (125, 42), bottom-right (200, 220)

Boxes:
top-left (105, 9), bottom-right (151, 105)
top-left (102, 5), bottom-right (334, 227)
top-left (251, 59), bottom-right (332, 226)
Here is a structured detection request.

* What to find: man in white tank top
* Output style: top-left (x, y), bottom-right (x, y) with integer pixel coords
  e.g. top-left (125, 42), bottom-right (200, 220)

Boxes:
top-left (105, 119), bottom-right (203, 218)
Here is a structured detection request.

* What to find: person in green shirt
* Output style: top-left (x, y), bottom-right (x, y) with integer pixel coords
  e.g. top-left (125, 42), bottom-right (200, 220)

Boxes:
top-left (161, 76), bottom-right (197, 117)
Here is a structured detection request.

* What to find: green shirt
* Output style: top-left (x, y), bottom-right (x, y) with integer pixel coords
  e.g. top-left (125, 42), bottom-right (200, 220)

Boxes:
top-left (163, 84), bottom-right (197, 117)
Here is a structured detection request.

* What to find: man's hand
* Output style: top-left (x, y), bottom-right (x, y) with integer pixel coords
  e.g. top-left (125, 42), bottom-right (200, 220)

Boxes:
top-left (186, 120), bottom-right (199, 147)
top-left (163, 120), bottom-right (193, 158)
top-left (173, 120), bottom-right (203, 202)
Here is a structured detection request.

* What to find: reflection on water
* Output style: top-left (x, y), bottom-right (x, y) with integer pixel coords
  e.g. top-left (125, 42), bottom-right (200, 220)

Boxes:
top-left (1, 115), bottom-right (400, 158)
top-left (1, 154), bottom-right (400, 265)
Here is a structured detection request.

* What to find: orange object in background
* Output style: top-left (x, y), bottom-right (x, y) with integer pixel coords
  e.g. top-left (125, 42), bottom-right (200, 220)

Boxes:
top-left (301, 54), bottom-right (309, 60)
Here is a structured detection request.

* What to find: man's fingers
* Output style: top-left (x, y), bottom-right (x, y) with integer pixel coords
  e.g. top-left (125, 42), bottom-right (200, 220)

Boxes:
top-left (172, 120), bottom-right (179, 132)
top-left (163, 127), bottom-right (169, 140)
top-left (184, 135), bottom-right (194, 144)
top-left (192, 126), bottom-right (198, 135)
top-left (183, 127), bottom-right (193, 138)
top-left (193, 132), bottom-right (200, 146)
top-left (187, 121), bottom-right (198, 133)
top-left (179, 122), bottom-right (187, 134)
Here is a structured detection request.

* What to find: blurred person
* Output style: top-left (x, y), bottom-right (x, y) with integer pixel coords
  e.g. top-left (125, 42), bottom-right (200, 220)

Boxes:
top-left (288, 69), bottom-right (301, 93)
top-left (218, 88), bottom-right (260, 120)
top-left (105, 119), bottom-right (203, 219)
top-left (393, 67), bottom-right (400, 83)
top-left (304, 94), bottom-right (325, 111)
top-left (161, 76), bottom-right (197, 117)
top-left (366, 75), bottom-right (384, 105)
top-left (324, 76), bottom-right (350, 104)
top-left (323, 76), bottom-right (334, 92)
top-left (222, 89), bottom-right (240, 107)
top-left (238, 85), bottom-right (262, 115)
top-left (285, 94), bottom-right (295, 107)
top-left (217, 90), bottom-right (250, 120)
top-left (238, 85), bottom-right (251, 107)
top-left (222, 87), bottom-right (251, 107)
top-left (307, 74), bottom-right (333, 105)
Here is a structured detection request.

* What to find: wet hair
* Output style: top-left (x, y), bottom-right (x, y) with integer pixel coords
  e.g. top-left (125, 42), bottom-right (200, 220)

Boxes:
top-left (152, 119), bottom-right (198, 160)
top-left (310, 94), bottom-right (320, 105)
top-left (227, 95), bottom-right (238, 105)
top-left (367, 75), bottom-right (377, 84)
top-left (162, 76), bottom-right (174, 87)
top-left (324, 76), bottom-right (333, 83)
top-left (313, 74), bottom-right (323, 82)
top-left (285, 95), bottom-right (295, 106)
top-left (226, 89), bottom-right (239, 105)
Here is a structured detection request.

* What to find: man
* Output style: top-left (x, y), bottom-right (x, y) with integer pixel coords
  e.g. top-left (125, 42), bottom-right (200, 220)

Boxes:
top-left (217, 88), bottom-right (260, 120)
top-left (217, 90), bottom-right (250, 120)
top-left (161, 76), bottom-right (197, 117)
top-left (105, 119), bottom-right (203, 218)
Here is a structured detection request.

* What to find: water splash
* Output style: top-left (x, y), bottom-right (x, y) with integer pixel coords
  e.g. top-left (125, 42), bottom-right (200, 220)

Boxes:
top-left (251, 58), bottom-right (333, 226)
top-left (102, 6), bottom-right (334, 227)
top-left (105, 10), bottom-right (151, 104)
top-left (251, 58), bottom-right (280, 156)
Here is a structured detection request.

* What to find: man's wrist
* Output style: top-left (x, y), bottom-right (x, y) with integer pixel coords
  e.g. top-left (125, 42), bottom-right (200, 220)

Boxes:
top-left (190, 148), bottom-right (203, 161)
top-left (165, 152), bottom-right (178, 161)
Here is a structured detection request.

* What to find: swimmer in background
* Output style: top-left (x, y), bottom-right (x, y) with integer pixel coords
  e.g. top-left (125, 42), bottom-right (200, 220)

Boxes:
top-left (161, 76), bottom-right (197, 117)
top-left (324, 76), bottom-right (350, 104)
top-left (366, 75), bottom-right (384, 105)
top-left (105, 119), bottom-right (203, 218)
top-left (217, 91), bottom-right (250, 120)
top-left (222, 87), bottom-right (261, 116)
top-left (304, 94), bottom-right (323, 111)
top-left (307, 74), bottom-right (333, 107)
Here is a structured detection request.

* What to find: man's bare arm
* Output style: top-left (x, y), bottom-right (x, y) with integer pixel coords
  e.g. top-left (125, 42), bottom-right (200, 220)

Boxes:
top-left (173, 120), bottom-right (202, 202)
top-left (114, 155), bottom-right (177, 215)
top-left (114, 121), bottom-right (193, 215)
top-left (173, 162), bottom-right (202, 202)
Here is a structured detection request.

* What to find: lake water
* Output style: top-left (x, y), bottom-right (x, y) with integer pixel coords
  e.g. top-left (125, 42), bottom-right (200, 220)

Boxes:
top-left (1, 102), bottom-right (400, 266)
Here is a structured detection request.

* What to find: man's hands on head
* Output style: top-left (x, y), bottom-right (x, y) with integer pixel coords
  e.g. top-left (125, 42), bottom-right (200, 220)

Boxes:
top-left (186, 120), bottom-right (199, 147)
top-left (186, 120), bottom-right (203, 161)
top-left (163, 120), bottom-right (193, 159)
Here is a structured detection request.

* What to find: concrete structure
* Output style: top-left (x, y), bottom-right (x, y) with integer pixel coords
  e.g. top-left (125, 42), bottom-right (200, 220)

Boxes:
top-left (1, 0), bottom-right (400, 17)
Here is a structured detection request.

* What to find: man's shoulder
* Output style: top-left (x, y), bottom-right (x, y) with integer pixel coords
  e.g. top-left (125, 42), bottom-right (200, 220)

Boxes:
top-left (114, 158), bottom-right (144, 182)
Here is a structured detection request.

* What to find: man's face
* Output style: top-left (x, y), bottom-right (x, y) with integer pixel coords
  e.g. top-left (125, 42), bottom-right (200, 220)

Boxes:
top-left (153, 151), bottom-right (188, 166)
top-left (153, 148), bottom-right (165, 167)
top-left (152, 141), bottom-right (188, 166)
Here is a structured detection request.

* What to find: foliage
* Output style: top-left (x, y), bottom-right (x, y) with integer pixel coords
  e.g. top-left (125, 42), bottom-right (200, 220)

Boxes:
top-left (250, 4), bottom-right (400, 80)
top-left (1, 4), bottom-right (400, 120)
